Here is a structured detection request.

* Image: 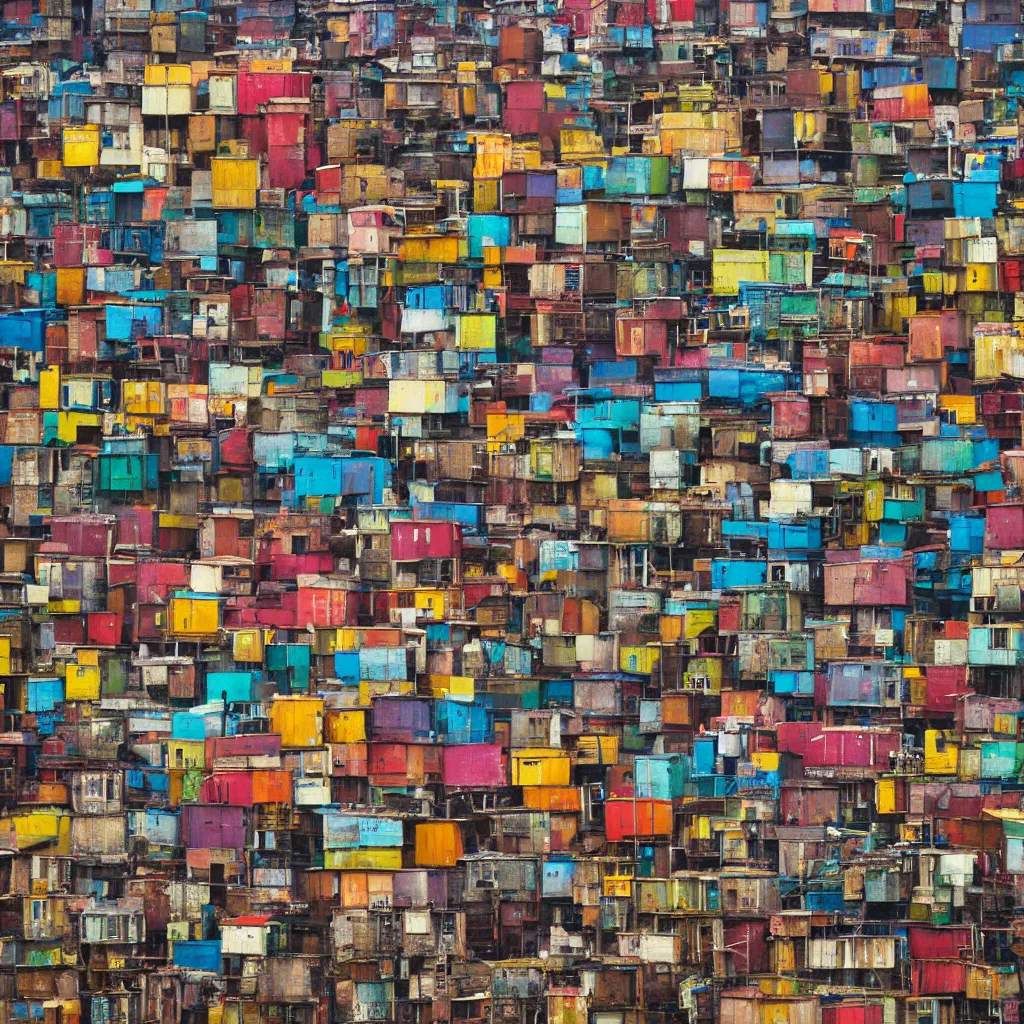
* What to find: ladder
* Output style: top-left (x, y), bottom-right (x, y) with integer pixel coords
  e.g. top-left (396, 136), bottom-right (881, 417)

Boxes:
top-left (433, 953), bottom-right (448, 997)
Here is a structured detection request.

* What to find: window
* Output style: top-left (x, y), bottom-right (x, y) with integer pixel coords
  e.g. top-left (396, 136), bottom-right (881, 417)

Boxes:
top-left (526, 716), bottom-right (548, 743)
top-left (993, 628), bottom-right (1010, 650)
